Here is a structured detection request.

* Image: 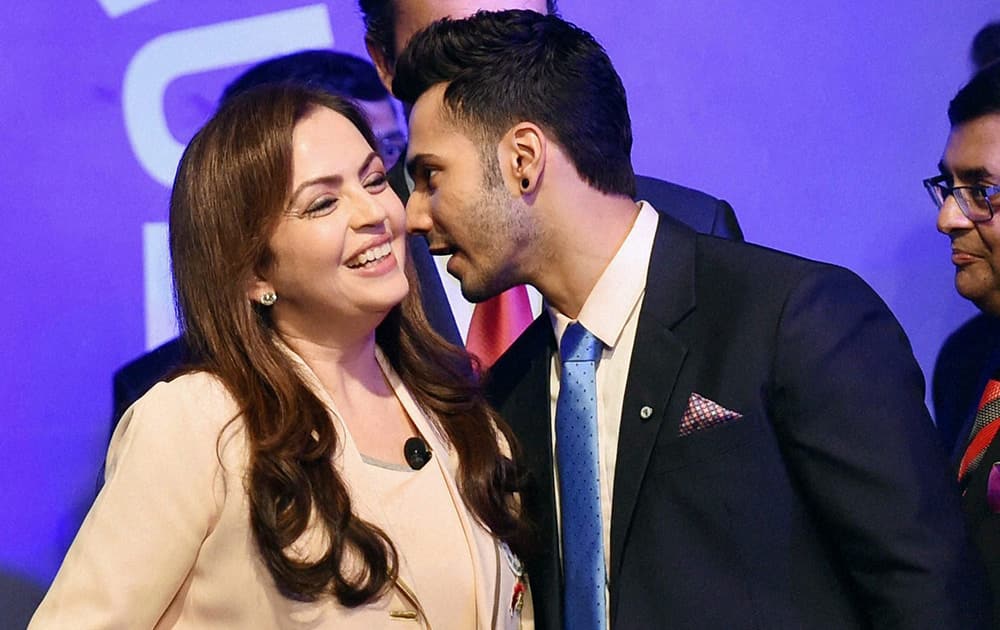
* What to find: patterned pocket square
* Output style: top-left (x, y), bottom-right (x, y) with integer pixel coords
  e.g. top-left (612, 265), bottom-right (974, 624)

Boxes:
top-left (678, 392), bottom-right (743, 437)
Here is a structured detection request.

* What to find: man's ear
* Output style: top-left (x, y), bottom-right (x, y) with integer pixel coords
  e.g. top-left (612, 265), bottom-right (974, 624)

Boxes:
top-left (365, 36), bottom-right (396, 95)
top-left (501, 122), bottom-right (546, 195)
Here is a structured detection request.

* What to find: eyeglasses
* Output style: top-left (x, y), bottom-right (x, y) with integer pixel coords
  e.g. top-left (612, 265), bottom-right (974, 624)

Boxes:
top-left (922, 174), bottom-right (999, 223)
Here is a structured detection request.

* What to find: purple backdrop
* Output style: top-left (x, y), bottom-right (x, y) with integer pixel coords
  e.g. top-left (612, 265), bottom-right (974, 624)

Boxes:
top-left (2, 0), bottom-right (998, 619)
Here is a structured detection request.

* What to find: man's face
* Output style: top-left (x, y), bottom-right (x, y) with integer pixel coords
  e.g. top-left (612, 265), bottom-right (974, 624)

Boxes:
top-left (937, 112), bottom-right (1000, 316)
top-left (370, 0), bottom-right (547, 91)
top-left (404, 84), bottom-right (533, 302)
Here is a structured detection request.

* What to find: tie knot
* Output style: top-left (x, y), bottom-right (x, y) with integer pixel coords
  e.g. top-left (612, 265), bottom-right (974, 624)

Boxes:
top-left (560, 322), bottom-right (602, 363)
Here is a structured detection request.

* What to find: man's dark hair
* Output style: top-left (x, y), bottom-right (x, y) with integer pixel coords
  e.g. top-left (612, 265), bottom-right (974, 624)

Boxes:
top-left (220, 49), bottom-right (389, 106)
top-left (393, 9), bottom-right (635, 197)
top-left (971, 21), bottom-right (1000, 72)
top-left (358, 0), bottom-right (559, 64)
top-left (949, 61), bottom-right (1000, 127)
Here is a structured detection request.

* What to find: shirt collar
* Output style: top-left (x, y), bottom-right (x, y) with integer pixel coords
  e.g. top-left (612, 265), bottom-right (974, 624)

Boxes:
top-left (548, 201), bottom-right (659, 349)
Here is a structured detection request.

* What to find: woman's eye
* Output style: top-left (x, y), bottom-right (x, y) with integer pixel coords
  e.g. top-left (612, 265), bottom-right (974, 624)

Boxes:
top-left (365, 173), bottom-right (388, 191)
top-left (304, 197), bottom-right (337, 216)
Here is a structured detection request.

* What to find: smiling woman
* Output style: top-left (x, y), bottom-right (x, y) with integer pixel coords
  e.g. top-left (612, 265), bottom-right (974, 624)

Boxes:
top-left (28, 85), bottom-right (532, 630)
top-left (250, 105), bottom-right (411, 338)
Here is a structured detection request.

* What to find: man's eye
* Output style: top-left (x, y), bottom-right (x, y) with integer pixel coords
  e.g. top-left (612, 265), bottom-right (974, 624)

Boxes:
top-left (423, 167), bottom-right (439, 189)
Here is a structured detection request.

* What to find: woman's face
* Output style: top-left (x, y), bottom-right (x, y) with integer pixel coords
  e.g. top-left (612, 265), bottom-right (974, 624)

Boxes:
top-left (256, 106), bottom-right (409, 341)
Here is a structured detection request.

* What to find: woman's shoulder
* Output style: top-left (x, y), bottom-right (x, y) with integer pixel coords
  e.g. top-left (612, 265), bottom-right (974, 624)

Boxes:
top-left (102, 371), bottom-right (248, 507)
top-left (139, 370), bottom-right (237, 413)
top-left (115, 371), bottom-right (243, 450)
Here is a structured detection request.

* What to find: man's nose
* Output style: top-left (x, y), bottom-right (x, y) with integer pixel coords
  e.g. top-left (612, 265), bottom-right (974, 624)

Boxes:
top-left (937, 194), bottom-right (973, 235)
top-left (405, 192), bottom-right (433, 235)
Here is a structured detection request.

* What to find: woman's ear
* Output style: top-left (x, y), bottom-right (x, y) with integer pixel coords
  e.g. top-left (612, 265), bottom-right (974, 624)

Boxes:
top-left (247, 273), bottom-right (275, 306)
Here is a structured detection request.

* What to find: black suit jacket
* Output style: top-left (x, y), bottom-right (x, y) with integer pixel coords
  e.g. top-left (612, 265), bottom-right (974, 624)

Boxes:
top-left (634, 174), bottom-right (742, 241)
top-left (111, 168), bottom-right (742, 426)
top-left (932, 313), bottom-right (1000, 457)
top-left (963, 428), bottom-right (1000, 630)
top-left (487, 215), bottom-right (988, 629)
top-left (935, 314), bottom-right (1000, 628)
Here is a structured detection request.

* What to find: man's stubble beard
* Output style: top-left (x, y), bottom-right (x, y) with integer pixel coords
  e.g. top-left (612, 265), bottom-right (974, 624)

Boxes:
top-left (459, 162), bottom-right (538, 303)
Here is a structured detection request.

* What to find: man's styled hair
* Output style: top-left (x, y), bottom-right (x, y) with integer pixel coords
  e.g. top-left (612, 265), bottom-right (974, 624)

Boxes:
top-left (949, 62), bottom-right (1000, 127)
top-left (358, 0), bottom-right (560, 65)
top-left (220, 49), bottom-right (390, 105)
top-left (392, 9), bottom-right (636, 198)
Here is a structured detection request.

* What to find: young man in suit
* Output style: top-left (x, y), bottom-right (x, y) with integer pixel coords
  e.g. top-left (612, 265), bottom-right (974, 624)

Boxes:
top-left (395, 10), bottom-right (988, 629)
top-left (932, 62), bottom-right (1000, 625)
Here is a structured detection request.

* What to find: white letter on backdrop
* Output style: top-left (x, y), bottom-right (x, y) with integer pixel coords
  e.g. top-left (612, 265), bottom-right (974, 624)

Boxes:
top-left (122, 5), bottom-right (334, 187)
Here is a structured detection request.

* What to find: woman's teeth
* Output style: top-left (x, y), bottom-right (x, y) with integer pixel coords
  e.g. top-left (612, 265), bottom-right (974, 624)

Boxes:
top-left (347, 242), bottom-right (391, 268)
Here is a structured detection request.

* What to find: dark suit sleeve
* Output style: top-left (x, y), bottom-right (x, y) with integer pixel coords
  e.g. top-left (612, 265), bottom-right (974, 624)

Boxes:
top-left (932, 313), bottom-right (1000, 458)
top-left (770, 266), bottom-right (990, 628)
top-left (111, 338), bottom-right (187, 438)
top-left (633, 174), bottom-right (743, 241)
top-left (711, 198), bottom-right (743, 241)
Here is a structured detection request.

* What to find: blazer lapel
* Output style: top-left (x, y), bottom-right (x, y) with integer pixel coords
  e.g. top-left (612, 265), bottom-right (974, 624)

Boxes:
top-left (609, 217), bottom-right (697, 614)
top-left (486, 316), bottom-right (560, 630)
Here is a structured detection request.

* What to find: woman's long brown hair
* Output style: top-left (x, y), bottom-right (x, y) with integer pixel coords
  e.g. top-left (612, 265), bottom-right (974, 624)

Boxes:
top-left (169, 85), bottom-right (527, 605)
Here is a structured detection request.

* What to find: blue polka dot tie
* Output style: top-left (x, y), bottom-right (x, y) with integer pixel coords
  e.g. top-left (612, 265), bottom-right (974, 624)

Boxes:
top-left (555, 322), bottom-right (606, 630)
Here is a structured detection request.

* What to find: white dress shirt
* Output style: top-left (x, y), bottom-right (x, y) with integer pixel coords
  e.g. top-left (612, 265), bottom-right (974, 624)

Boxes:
top-left (547, 202), bottom-right (658, 616)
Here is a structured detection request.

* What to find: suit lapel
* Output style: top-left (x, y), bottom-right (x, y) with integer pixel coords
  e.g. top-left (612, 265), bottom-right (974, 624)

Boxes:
top-left (609, 217), bottom-right (697, 610)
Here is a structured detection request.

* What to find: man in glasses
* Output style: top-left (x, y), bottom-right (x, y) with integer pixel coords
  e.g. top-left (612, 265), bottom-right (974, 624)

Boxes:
top-left (932, 26), bottom-right (1000, 457)
top-left (929, 61), bottom-right (1000, 622)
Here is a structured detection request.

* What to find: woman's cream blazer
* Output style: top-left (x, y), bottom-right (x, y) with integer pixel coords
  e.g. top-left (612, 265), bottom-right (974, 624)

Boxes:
top-left (30, 348), bottom-right (532, 629)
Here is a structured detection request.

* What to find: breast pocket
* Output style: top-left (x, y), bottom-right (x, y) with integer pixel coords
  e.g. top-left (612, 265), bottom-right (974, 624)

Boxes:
top-left (648, 410), bottom-right (764, 474)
